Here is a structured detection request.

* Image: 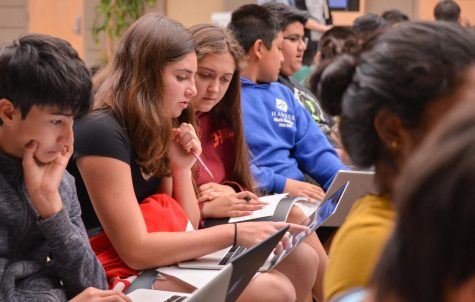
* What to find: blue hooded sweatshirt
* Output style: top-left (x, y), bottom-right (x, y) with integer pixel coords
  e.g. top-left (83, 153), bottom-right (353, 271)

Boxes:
top-left (240, 77), bottom-right (346, 193)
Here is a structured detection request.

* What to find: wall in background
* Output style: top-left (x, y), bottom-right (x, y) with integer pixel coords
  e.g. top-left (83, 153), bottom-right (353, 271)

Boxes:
top-left (1, 0), bottom-right (473, 67)
top-left (166, 0), bottom-right (222, 28)
top-left (23, 0), bottom-right (164, 67)
top-left (28, 0), bottom-right (84, 57)
top-left (419, 0), bottom-right (475, 22)
top-left (0, 0), bottom-right (27, 44)
top-left (365, 0), bottom-right (417, 20)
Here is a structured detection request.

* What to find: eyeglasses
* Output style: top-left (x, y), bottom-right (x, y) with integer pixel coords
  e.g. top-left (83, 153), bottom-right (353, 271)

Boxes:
top-left (283, 35), bottom-right (309, 46)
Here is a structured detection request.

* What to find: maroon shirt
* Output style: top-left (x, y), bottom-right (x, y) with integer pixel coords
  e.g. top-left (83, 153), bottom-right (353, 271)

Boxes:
top-left (196, 112), bottom-right (243, 191)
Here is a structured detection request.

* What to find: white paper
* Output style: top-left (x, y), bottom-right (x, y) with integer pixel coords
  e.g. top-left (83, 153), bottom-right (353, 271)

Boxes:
top-left (228, 193), bottom-right (288, 223)
top-left (157, 266), bottom-right (221, 289)
top-left (295, 198), bottom-right (321, 218)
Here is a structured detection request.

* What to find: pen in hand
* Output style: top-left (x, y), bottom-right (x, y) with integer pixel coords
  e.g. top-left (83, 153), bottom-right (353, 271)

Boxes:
top-left (191, 150), bottom-right (215, 179)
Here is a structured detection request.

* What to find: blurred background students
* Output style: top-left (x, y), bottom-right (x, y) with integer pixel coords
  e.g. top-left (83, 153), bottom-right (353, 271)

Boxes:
top-left (295, 0), bottom-right (333, 68)
top-left (434, 0), bottom-right (462, 24)
top-left (381, 9), bottom-right (410, 26)
top-left (352, 13), bottom-right (389, 42)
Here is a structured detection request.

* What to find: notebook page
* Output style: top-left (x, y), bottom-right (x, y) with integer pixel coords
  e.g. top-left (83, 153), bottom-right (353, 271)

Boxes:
top-left (228, 193), bottom-right (288, 223)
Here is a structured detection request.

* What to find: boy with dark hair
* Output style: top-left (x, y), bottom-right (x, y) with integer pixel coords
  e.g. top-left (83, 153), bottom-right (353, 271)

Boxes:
top-left (434, 0), bottom-right (461, 23)
top-left (264, 3), bottom-right (336, 145)
top-left (0, 34), bottom-right (129, 301)
top-left (228, 4), bottom-right (280, 58)
top-left (228, 4), bottom-right (346, 201)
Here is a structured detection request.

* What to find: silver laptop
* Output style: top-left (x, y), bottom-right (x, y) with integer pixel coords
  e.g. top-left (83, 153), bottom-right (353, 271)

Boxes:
top-left (128, 263), bottom-right (233, 302)
top-left (178, 182), bottom-right (349, 271)
top-left (321, 170), bottom-right (375, 227)
top-left (128, 225), bottom-right (289, 302)
top-left (127, 264), bottom-right (232, 302)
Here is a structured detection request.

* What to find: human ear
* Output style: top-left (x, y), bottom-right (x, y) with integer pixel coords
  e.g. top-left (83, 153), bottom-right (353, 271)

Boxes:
top-left (0, 98), bottom-right (16, 125)
top-left (374, 109), bottom-right (406, 152)
top-left (251, 39), bottom-right (264, 60)
top-left (314, 51), bottom-right (322, 65)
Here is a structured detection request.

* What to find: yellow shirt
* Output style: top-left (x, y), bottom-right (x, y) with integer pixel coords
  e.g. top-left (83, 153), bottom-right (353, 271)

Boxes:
top-left (323, 194), bottom-right (395, 301)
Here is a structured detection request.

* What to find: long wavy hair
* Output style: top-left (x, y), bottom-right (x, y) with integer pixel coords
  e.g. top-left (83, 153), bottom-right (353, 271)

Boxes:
top-left (93, 14), bottom-right (195, 177)
top-left (190, 24), bottom-right (255, 192)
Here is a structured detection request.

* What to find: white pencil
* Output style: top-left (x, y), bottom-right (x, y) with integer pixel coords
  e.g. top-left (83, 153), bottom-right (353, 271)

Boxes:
top-left (191, 151), bottom-right (215, 179)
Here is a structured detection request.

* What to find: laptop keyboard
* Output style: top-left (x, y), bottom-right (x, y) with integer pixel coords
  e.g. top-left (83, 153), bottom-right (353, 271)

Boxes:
top-left (219, 245), bottom-right (246, 265)
top-left (164, 295), bottom-right (187, 302)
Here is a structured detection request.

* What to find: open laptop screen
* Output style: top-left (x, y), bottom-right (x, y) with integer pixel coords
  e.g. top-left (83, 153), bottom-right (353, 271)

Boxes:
top-left (261, 182), bottom-right (349, 271)
top-left (292, 181), bottom-right (349, 244)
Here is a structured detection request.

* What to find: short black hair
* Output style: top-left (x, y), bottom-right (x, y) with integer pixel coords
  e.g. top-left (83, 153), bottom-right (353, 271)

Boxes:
top-left (382, 9), bottom-right (410, 25)
top-left (263, 2), bottom-right (308, 30)
top-left (0, 34), bottom-right (92, 122)
top-left (352, 13), bottom-right (389, 41)
top-left (434, 0), bottom-right (461, 22)
top-left (317, 26), bottom-right (359, 60)
top-left (228, 4), bottom-right (281, 53)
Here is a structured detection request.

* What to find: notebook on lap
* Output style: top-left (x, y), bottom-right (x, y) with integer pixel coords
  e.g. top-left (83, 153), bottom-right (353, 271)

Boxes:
top-left (178, 182), bottom-right (349, 272)
top-left (128, 225), bottom-right (289, 302)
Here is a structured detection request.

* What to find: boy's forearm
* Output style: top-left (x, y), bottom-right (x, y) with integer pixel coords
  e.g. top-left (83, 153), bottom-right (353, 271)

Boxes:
top-left (37, 208), bottom-right (107, 297)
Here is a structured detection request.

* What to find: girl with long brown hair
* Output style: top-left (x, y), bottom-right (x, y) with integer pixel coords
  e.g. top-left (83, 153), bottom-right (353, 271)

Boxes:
top-left (191, 23), bottom-right (331, 301)
top-left (68, 14), bottom-right (318, 301)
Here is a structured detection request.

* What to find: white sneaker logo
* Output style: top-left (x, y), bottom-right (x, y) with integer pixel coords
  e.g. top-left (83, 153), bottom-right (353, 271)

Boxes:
top-left (276, 98), bottom-right (288, 112)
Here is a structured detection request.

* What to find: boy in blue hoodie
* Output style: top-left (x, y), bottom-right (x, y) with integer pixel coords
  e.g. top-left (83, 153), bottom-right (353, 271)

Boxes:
top-left (228, 4), bottom-right (346, 200)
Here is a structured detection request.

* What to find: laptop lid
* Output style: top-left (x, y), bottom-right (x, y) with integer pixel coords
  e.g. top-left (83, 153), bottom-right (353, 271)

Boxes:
top-left (186, 263), bottom-right (233, 302)
top-left (224, 225), bottom-right (289, 302)
top-left (322, 170), bottom-right (374, 227)
top-left (127, 226), bottom-right (289, 302)
top-left (127, 264), bottom-right (232, 302)
top-left (128, 225), bottom-right (289, 302)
